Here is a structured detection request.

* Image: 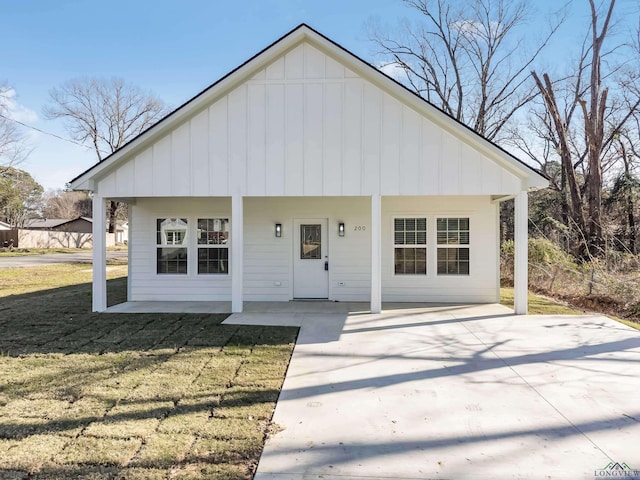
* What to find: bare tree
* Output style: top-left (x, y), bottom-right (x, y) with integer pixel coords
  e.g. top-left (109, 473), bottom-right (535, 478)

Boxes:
top-left (607, 134), bottom-right (639, 254)
top-left (0, 83), bottom-right (30, 169)
top-left (530, 0), bottom-right (640, 257)
top-left (44, 78), bottom-right (168, 232)
top-left (42, 189), bottom-right (92, 219)
top-left (369, 0), bottom-right (563, 141)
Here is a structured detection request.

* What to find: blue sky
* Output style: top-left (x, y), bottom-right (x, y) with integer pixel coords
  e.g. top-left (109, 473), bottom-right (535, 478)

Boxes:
top-left (2, 0), bottom-right (636, 190)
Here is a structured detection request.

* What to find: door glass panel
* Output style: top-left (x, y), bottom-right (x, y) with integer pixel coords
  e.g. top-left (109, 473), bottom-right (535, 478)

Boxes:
top-left (300, 224), bottom-right (321, 259)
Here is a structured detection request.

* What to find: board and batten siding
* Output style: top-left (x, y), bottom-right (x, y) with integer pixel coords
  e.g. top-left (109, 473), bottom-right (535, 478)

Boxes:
top-left (382, 196), bottom-right (499, 303)
top-left (95, 42), bottom-right (522, 199)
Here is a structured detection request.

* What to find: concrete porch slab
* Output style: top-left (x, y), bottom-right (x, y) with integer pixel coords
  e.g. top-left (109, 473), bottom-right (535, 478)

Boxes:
top-left (105, 301), bottom-right (231, 313)
top-left (105, 300), bottom-right (497, 316)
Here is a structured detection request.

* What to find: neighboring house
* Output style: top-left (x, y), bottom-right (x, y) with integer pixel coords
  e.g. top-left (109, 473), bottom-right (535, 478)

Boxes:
top-left (0, 221), bottom-right (11, 231)
top-left (70, 24), bottom-right (547, 314)
top-left (23, 217), bottom-right (127, 243)
top-left (115, 221), bottom-right (129, 244)
top-left (24, 217), bottom-right (93, 233)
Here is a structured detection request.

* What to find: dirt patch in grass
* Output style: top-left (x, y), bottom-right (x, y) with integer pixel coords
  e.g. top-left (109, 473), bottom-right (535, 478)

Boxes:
top-left (0, 265), bottom-right (298, 479)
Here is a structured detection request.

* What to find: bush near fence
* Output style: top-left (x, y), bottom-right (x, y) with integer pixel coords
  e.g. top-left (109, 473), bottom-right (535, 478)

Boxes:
top-left (502, 237), bottom-right (640, 321)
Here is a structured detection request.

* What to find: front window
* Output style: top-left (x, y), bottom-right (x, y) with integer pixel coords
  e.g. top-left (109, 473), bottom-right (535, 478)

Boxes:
top-left (197, 218), bottom-right (229, 274)
top-left (437, 218), bottom-right (470, 275)
top-left (156, 218), bottom-right (188, 274)
top-left (394, 218), bottom-right (427, 275)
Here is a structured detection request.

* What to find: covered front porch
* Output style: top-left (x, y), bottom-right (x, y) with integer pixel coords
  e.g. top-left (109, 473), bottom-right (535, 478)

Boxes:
top-left (92, 192), bottom-right (531, 315)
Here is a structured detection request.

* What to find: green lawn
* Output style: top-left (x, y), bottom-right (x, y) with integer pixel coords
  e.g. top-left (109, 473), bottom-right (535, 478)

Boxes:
top-left (0, 264), bottom-right (297, 479)
top-left (500, 288), bottom-right (583, 315)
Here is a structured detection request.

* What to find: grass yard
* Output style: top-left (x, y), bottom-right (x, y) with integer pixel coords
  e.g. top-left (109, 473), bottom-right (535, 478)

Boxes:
top-left (0, 264), bottom-right (298, 479)
top-left (0, 246), bottom-right (128, 257)
top-left (500, 287), bottom-right (583, 315)
top-left (501, 287), bottom-right (640, 330)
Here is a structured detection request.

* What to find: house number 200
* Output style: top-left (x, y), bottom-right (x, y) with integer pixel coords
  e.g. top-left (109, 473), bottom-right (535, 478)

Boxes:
top-left (353, 226), bottom-right (366, 231)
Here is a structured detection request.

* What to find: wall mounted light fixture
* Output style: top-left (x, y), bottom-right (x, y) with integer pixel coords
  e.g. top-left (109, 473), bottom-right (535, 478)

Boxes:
top-left (275, 223), bottom-right (282, 237)
top-left (338, 222), bottom-right (345, 237)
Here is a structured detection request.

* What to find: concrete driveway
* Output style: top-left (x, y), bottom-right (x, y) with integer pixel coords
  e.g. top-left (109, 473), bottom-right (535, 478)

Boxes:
top-left (226, 303), bottom-right (640, 479)
top-left (0, 250), bottom-right (127, 268)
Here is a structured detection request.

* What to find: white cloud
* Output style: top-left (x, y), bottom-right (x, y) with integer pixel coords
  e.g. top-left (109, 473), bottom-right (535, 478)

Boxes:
top-left (378, 62), bottom-right (408, 80)
top-left (0, 87), bottom-right (39, 123)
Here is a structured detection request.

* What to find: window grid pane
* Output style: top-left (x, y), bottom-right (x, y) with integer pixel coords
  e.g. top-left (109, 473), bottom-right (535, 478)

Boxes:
top-left (437, 217), bottom-right (469, 245)
top-left (436, 217), bottom-right (470, 275)
top-left (196, 218), bottom-right (230, 275)
top-left (198, 247), bottom-right (229, 274)
top-left (394, 217), bottom-right (427, 275)
top-left (157, 218), bottom-right (188, 246)
top-left (394, 247), bottom-right (427, 275)
top-left (437, 247), bottom-right (470, 275)
top-left (157, 248), bottom-right (187, 274)
top-left (197, 218), bottom-right (229, 245)
top-left (394, 217), bottom-right (427, 246)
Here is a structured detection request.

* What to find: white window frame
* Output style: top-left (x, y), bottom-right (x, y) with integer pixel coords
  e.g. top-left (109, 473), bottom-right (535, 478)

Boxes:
top-left (392, 216), bottom-right (428, 276)
top-left (196, 218), bottom-right (230, 275)
top-left (156, 218), bottom-right (189, 275)
top-left (436, 217), bottom-right (470, 276)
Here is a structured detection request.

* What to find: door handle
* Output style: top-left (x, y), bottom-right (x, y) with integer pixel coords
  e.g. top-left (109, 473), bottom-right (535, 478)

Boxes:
top-left (324, 261), bottom-right (329, 271)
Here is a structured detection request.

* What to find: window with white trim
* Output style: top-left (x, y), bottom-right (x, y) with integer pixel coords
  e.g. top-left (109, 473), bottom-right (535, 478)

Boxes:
top-left (156, 218), bottom-right (188, 274)
top-left (437, 218), bottom-right (470, 275)
top-left (394, 217), bottom-right (427, 275)
top-left (197, 218), bottom-right (229, 274)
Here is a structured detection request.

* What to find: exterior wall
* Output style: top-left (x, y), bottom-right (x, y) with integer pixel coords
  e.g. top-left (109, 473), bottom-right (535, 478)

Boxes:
top-left (129, 195), bottom-right (498, 304)
top-left (96, 42), bottom-right (522, 199)
top-left (243, 197), bottom-right (371, 301)
top-left (382, 196), bottom-right (498, 303)
top-left (16, 230), bottom-right (115, 249)
top-left (129, 197), bottom-right (232, 301)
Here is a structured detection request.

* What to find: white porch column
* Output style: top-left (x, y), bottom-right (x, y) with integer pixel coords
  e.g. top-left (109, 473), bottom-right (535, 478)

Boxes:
top-left (92, 195), bottom-right (107, 312)
top-left (514, 190), bottom-right (528, 315)
top-left (231, 195), bottom-right (244, 313)
top-left (127, 203), bottom-right (133, 302)
top-left (371, 194), bottom-right (382, 314)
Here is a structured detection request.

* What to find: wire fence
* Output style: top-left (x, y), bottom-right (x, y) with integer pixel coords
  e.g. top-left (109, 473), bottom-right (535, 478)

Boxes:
top-left (501, 239), bottom-right (640, 320)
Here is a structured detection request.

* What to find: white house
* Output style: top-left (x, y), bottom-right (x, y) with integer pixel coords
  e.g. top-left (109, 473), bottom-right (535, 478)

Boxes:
top-left (70, 24), bottom-right (547, 314)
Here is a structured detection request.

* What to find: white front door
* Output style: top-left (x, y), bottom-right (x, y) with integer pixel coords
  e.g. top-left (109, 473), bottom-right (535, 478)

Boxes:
top-left (293, 219), bottom-right (329, 298)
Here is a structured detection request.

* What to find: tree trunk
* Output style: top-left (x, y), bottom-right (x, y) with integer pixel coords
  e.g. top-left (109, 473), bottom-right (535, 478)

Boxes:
top-left (531, 72), bottom-right (587, 253)
top-left (582, 0), bottom-right (616, 256)
top-left (622, 147), bottom-right (637, 254)
top-left (107, 200), bottom-right (118, 234)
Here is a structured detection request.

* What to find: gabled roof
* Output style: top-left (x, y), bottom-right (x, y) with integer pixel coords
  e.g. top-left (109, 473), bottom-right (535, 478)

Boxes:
top-left (70, 23), bottom-right (547, 191)
top-left (24, 217), bottom-right (92, 229)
